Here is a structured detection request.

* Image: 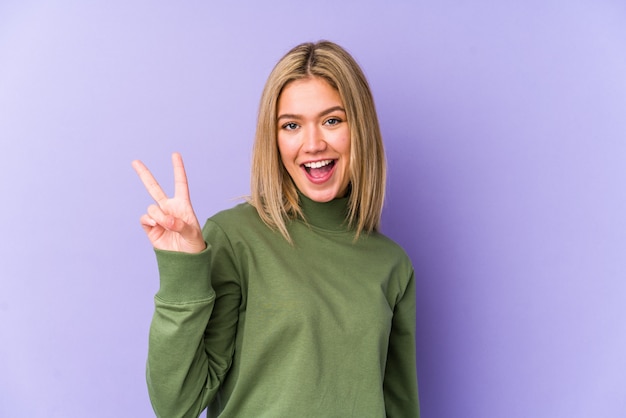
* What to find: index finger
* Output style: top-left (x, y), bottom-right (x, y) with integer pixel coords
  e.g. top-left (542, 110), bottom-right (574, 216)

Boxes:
top-left (172, 152), bottom-right (191, 202)
top-left (131, 159), bottom-right (169, 205)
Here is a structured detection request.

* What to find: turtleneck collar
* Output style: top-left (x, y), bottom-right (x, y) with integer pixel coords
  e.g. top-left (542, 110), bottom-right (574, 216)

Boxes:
top-left (297, 192), bottom-right (352, 232)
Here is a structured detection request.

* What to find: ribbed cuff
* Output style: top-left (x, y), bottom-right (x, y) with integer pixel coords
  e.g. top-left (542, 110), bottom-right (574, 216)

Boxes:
top-left (154, 245), bottom-right (214, 303)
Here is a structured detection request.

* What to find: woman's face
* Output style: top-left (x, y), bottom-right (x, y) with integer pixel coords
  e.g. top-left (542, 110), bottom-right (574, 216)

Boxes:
top-left (276, 77), bottom-right (351, 203)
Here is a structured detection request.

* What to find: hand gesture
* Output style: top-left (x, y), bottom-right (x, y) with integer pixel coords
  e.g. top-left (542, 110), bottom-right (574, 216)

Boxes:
top-left (132, 153), bottom-right (206, 253)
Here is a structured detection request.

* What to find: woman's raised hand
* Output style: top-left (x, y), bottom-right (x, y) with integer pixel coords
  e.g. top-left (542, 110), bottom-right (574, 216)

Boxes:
top-left (132, 152), bottom-right (206, 253)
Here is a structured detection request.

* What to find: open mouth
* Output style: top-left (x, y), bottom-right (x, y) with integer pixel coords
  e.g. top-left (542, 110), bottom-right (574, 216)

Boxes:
top-left (302, 159), bottom-right (336, 179)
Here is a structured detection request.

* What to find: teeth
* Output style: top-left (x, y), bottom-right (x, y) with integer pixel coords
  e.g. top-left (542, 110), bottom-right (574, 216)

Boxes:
top-left (304, 159), bottom-right (333, 169)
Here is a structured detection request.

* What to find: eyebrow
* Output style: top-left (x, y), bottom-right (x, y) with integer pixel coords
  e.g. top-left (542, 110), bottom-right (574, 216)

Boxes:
top-left (277, 106), bottom-right (346, 122)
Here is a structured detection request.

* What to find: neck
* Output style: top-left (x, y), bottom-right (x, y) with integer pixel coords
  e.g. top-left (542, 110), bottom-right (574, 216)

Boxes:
top-left (297, 192), bottom-right (351, 231)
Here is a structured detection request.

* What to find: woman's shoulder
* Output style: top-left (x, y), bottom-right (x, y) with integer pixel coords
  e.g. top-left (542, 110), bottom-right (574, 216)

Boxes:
top-left (368, 230), bottom-right (409, 254)
top-left (350, 231), bottom-right (414, 297)
top-left (205, 201), bottom-right (257, 227)
top-left (363, 231), bottom-right (414, 270)
top-left (203, 200), bottom-right (268, 238)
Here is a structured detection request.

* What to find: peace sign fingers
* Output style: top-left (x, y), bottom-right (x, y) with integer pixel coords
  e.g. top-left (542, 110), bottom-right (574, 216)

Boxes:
top-left (132, 152), bottom-right (205, 253)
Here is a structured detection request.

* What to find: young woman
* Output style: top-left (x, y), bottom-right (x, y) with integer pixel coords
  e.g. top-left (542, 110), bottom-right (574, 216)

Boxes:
top-left (133, 41), bottom-right (419, 417)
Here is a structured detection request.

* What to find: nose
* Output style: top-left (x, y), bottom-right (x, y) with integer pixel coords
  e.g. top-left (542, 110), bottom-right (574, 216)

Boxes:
top-left (302, 124), bottom-right (327, 153)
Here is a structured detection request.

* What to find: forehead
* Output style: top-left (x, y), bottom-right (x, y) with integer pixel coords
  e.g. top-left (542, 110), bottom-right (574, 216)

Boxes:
top-left (277, 77), bottom-right (343, 113)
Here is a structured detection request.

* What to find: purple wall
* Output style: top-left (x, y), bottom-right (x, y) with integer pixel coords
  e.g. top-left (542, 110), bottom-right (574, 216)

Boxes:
top-left (1, 1), bottom-right (625, 417)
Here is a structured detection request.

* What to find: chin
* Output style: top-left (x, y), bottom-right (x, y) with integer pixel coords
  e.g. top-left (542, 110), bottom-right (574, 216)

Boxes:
top-left (302, 188), bottom-right (339, 203)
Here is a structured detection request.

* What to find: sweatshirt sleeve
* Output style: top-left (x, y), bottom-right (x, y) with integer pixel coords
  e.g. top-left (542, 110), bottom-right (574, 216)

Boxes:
top-left (383, 270), bottom-right (420, 417)
top-left (146, 220), bottom-right (241, 418)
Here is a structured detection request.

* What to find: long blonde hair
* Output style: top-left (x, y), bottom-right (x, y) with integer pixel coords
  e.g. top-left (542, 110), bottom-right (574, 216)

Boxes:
top-left (250, 40), bottom-right (386, 242)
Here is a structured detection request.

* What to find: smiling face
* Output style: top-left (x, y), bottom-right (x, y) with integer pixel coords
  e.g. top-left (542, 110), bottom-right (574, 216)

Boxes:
top-left (277, 77), bottom-right (351, 203)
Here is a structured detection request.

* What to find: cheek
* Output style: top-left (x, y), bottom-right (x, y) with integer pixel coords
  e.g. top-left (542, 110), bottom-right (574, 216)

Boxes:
top-left (338, 132), bottom-right (351, 158)
top-left (277, 136), bottom-right (295, 166)
top-left (276, 135), bottom-right (287, 159)
top-left (338, 132), bottom-right (351, 174)
top-left (337, 125), bottom-right (351, 149)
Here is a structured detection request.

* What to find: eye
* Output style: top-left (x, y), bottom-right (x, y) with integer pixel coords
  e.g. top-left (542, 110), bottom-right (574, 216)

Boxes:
top-left (282, 122), bottom-right (299, 130)
top-left (324, 117), bottom-right (342, 126)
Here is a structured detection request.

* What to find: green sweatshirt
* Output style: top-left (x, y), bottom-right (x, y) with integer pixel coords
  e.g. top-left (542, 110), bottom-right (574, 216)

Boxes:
top-left (147, 194), bottom-right (419, 417)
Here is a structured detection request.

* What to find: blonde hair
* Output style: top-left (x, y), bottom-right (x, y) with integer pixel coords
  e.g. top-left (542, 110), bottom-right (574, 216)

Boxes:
top-left (250, 40), bottom-right (386, 242)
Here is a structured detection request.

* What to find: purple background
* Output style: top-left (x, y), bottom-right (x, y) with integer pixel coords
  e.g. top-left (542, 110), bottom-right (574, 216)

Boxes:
top-left (1, 1), bottom-right (625, 417)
